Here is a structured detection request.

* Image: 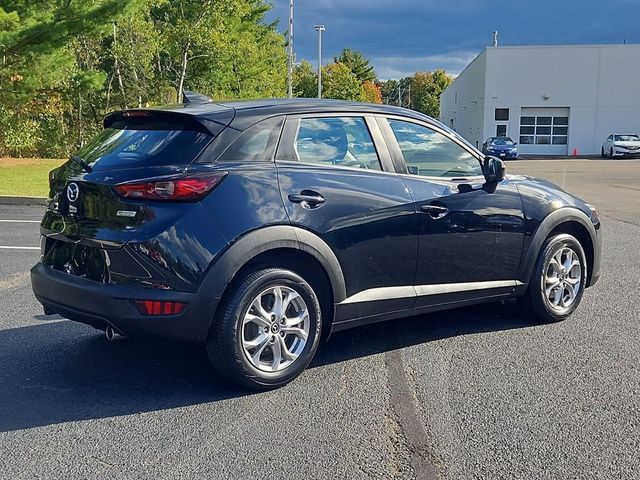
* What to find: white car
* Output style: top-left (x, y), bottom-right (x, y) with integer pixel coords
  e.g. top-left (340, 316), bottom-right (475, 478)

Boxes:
top-left (602, 134), bottom-right (640, 157)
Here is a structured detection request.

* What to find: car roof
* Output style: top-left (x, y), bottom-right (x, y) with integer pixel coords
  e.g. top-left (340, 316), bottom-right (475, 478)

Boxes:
top-left (123, 97), bottom-right (444, 132)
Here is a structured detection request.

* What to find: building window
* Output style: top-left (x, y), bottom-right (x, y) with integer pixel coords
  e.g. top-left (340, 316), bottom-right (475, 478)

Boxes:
top-left (496, 125), bottom-right (507, 137)
top-left (495, 108), bottom-right (509, 121)
top-left (520, 115), bottom-right (568, 146)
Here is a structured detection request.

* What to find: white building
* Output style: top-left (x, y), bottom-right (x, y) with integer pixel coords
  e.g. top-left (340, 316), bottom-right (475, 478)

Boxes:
top-left (440, 44), bottom-right (640, 156)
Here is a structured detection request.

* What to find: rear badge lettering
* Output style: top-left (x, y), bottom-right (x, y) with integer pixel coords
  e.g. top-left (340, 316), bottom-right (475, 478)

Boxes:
top-left (116, 210), bottom-right (137, 218)
top-left (68, 205), bottom-right (78, 214)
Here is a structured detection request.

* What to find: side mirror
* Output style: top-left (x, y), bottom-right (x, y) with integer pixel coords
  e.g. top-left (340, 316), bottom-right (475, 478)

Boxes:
top-left (483, 156), bottom-right (506, 183)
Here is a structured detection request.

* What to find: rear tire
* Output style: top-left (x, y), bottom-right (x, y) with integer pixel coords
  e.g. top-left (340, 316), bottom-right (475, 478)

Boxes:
top-left (518, 234), bottom-right (587, 323)
top-left (206, 268), bottom-right (322, 389)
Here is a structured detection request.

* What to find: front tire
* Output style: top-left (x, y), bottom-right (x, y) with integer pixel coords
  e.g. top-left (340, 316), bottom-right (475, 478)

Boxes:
top-left (518, 234), bottom-right (587, 323)
top-left (207, 268), bottom-right (322, 389)
top-left (601, 147), bottom-right (605, 158)
top-left (610, 147), bottom-right (614, 158)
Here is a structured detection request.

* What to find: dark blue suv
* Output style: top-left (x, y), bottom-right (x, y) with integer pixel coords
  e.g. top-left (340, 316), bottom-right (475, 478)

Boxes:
top-left (31, 95), bottom-right (602, 389)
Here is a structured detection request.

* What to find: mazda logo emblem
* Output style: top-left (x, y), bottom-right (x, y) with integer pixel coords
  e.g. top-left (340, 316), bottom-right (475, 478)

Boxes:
top-left (67, 183), bottom-right (79, 203)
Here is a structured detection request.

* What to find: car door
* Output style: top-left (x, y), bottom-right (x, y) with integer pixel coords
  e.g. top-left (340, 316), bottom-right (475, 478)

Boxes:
top-left (378, 116), bottom-right (526, 308)
top-left (275, 114), bottom-right (417, 319)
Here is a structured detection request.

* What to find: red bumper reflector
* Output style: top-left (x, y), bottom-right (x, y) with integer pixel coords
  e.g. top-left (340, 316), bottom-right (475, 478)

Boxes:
top-left (135, 300), bottom-right (186, 316)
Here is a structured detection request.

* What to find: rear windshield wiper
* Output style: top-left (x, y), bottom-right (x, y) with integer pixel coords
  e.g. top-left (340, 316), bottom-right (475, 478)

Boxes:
top-left (70, 154), bottom-right (93, 173)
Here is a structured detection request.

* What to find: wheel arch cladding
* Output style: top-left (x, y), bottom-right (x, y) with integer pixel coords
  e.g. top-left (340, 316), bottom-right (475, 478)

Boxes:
top-left (519, 208), bottom-right (597, 287)
top-left (198, 225), bottom-right (346, 337)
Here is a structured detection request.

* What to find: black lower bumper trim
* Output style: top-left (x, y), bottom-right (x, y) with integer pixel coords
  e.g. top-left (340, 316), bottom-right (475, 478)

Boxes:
top-left (30, 262), bottom-right (216, 343)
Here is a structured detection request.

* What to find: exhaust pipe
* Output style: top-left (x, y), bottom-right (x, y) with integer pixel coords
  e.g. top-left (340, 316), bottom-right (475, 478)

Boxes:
top-left (105, 325), bottom-right (127, 341)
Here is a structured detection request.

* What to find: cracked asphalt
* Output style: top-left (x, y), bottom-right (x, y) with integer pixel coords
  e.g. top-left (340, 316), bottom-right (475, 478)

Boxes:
top-left (0, 159), bottom-right (638, 479)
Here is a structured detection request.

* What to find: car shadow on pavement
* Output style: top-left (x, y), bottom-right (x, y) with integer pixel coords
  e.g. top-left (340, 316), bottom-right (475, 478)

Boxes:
top-left (0, 301), bottom-right (531, 432)
top-left (311, 299), bottom-right (532, 368)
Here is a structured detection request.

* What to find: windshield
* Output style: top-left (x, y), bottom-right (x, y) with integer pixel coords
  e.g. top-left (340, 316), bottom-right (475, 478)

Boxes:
top-left (490, 137), bottom-right (515, 146)
top-left (614, 135), bottom-right (640, 142)
top-left (75, 127), bottom-right (213, 171)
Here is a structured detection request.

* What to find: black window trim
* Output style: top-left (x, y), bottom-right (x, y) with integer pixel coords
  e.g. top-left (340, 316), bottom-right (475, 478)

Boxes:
top-left (275, 113), bottom-right (396, 174)
top-left (375, 115), bottom-right (485, 182)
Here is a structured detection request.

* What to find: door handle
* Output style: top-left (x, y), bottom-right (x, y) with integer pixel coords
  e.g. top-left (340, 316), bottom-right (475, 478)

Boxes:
top-left (420, 204), bottom-right (449, 219)
top-left (288, 191), bottom-right (325, 209)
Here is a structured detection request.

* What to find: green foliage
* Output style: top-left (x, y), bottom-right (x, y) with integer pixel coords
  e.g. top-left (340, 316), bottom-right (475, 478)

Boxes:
top-left (292, 60), bottom-right (317, 98)
top-left (334, 48), bottom-right (376, 83)
top-left (321, 62), bottom-right (361, 101)
top-left (410, 70), bottom-right (452, 117)
top-left (0, 0), bottom-right (287, 157)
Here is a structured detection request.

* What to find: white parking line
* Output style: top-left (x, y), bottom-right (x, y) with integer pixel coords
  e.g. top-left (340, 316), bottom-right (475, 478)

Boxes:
top-left (0, 246), bottom-right (40, 250)
top-left (0, 220), bottom-right (41, 223)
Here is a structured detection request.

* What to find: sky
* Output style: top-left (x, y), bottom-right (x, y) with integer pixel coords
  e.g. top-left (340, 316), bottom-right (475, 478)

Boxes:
top-left (265, 0), bottom-right (639, 79)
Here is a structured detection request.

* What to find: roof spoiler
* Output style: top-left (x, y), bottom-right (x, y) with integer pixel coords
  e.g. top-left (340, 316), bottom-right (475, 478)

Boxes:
top-left (182, 90), bottom-right (212, 105)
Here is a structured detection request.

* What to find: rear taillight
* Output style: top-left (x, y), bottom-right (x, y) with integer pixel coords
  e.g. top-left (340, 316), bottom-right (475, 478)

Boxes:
top-left (114, 173), bottom-right (226, 202)
top-left (135, 300), bottom-right (186, 315)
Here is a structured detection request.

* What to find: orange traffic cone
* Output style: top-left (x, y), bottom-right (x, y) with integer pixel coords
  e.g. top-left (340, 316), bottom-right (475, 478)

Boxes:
top-left (572, 148), bottom-right (578, 156)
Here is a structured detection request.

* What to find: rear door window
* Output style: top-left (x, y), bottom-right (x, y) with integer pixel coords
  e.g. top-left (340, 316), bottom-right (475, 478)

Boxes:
top-left (294, 117), bottom-right (382, 170)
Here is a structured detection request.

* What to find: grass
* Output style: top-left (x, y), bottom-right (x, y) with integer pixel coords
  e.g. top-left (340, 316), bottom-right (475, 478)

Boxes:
top-left (0, 157), bottom-right (65, 198)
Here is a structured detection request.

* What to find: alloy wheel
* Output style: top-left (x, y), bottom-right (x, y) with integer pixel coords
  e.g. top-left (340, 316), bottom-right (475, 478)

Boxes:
top-left (241, 285), bottom-right (310, 372)
top-left (542, 246), bottom-right (582, 314)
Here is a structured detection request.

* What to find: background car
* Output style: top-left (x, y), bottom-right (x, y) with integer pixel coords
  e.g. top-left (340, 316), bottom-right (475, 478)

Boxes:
top-left (601, 134), bottom-right (640, 157)
top-left (31, 95), bottom-right (601, 389)
top-left (482, 136), bottom-right (519, 159)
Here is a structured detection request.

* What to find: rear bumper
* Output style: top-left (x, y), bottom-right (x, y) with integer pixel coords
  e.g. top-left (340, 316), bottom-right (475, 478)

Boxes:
top-left (30, 262), bottom-right (216, 343)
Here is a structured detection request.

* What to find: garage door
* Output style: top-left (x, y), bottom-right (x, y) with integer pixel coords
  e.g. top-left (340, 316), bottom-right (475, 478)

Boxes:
top-left (519, 107), bottom-right (569, 155)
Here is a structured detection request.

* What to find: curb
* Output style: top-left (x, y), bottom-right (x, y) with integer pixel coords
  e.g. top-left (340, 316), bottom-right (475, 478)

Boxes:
top-left (0, 196), bottom-right (47, 206)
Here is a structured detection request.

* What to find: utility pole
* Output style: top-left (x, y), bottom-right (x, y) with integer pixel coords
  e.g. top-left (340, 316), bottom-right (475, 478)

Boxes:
top-left (287, 0), bottom-right (294, 98)
top-left (398, 81), bottom-right (401, 107)
top-left (314, 25), bottom-right (325, 99)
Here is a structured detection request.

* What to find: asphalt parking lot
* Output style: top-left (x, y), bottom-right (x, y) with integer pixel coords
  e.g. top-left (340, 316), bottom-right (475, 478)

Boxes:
top-left (1, 158), bottom-right (639, 480)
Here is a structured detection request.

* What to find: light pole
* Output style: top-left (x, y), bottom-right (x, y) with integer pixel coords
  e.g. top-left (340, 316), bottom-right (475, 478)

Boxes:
top-left (314, 25), bottom-right (325, 99)
top-left (287, 0), bottom-right (294, 98)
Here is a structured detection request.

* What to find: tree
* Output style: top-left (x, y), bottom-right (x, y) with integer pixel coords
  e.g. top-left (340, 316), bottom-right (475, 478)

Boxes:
top-left (0, 0), bottom-right (288, 157)
top-left (410, 70), bottom-right (452, 117)
top-left (321, 62), bottom-right (361, 101)
top-left (334, 48), bottom-right (376, 83)
top-left (359, 80), bottom-right (382, 104)
top-left (379, 77), bottom-right (412, 106)
top-left (292, 60), bottom-right (317, 98)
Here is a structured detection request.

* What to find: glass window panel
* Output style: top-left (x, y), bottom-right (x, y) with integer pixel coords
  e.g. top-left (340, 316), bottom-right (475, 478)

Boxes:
top-left (553, 117), bottom-right (569, 126)
top-left (536, 126), bottom-right (552, 135)
top-left (520, 116), bottom-right (535, 125)
top-left (495, 108), bottom-right (509, 121)
top-left (295, 117), bottom-right (381, 170)
top-left (520, 136), bottom-right (535, 144)
top-left (536, 136), bottom-right (551, 145)
top-left (219, 116), bottom-right (283, 161)
top-left (553, 127), bottom-right (568, 135)
top-left (388, 120), bottom-right (482, 178)
top-left (537, 117), bottom-right (552, 126)
top-left (552, 136), bottom-right (568, 145)
top-left (520, 126), bottom-right (535, 135)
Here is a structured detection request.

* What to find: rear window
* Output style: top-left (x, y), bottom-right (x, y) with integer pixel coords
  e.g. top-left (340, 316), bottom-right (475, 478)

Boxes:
top-left (76, 119), bottom-right (213, 171)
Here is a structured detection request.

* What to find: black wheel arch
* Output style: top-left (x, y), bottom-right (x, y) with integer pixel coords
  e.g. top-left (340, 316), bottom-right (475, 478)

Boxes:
top-left (518, 207), bottom-right (599, 289)
top-left (198, 225), bottom-right (347, 338)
